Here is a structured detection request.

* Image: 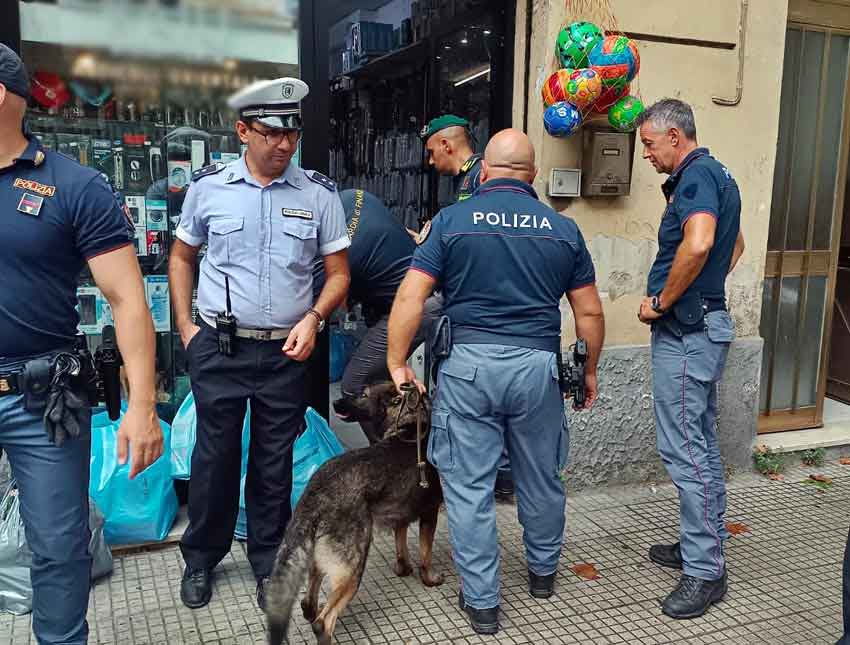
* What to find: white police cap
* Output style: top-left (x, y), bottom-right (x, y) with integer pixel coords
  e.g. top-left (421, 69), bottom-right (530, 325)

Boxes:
top-left (226, 77), bottom-right (309, 130)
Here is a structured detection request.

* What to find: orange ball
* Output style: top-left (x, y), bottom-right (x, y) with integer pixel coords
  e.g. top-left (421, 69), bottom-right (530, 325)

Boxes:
top-left (542, 69), bottom-right (574, 108)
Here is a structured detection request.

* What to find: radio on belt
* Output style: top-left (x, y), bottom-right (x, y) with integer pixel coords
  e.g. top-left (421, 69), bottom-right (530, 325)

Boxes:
top-left (581, 130), bottom-right (634, 197)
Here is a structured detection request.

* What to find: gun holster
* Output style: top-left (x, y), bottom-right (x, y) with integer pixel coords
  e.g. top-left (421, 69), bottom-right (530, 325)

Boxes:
top-left (427, 315), bottom-right (452, 386)
top-left (19, 358), bottom-right (53, 413)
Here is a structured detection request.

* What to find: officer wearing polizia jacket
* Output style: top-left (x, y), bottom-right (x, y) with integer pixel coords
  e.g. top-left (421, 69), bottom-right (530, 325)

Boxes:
top-left (0, 44), bottom-right (162, 645)
top-left (168, 77), bottom-right (351, 611)
top-left (636, 98), bottom-right (745, 620)
top-left (387, 129), bottom-right (605, 635)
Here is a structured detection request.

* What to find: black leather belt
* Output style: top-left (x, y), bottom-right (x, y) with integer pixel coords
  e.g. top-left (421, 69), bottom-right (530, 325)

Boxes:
top-left (0, 372), bottom-right (22, 397)
top-left (703, 300), bottom-right (727, 314)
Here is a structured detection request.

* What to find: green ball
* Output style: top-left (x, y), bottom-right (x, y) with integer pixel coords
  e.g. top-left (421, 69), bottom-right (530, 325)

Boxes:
top-left (556, 21), bottom-right (603, 69)
top-left (608, 95), bottom-right (645, 132)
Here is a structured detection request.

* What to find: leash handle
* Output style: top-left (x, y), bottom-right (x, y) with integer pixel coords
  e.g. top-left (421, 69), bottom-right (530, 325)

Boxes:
top-left (416, 411), bottom-right (429, 489)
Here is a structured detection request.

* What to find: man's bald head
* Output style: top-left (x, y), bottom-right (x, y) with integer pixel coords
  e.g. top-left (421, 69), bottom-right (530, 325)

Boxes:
top-left (481, 129), bottom-right (537, 185)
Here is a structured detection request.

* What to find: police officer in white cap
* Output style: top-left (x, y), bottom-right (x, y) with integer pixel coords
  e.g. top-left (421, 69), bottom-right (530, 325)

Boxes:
top-left (169, 78), bottom-right (351, 611)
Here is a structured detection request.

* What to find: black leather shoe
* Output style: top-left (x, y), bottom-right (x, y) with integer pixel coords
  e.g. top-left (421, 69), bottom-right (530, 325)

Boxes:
top-left (495, 471), bottom-right (515, 501)
top-left (528, 570), bottom-right (556, 599)
top-left (458, 590), bottom-right (499, 635)
top-left (662, 572), bottom-right (727, 619)
top-left (257, 577), bottom-right (270, 611)
top-left (181, 567), bottom-right (212, 609)
top-left (649, 542), bottom-right (683, 570)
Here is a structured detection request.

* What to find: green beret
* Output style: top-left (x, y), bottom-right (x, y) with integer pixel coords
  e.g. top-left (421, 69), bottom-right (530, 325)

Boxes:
top-left (419, 114), bottom-right (471, 140)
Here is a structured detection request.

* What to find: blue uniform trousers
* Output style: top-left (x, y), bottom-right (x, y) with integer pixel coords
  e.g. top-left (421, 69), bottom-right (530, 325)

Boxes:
top-left (651, 311), bottom-right (734, 582)
top-left (428, 343), bottom-right (568, 609)
top-left (0, 356), bottom-right (92, 645)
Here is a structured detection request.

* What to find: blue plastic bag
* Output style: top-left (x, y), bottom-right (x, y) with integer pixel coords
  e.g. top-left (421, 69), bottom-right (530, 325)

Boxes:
top-left (234, 407), bottom-right (252, 541)
top-left (89, 405), bottom-right (178, 545)
top-left (291, 408), bottom-right (345, 509)
top-left (235, 407), bottom-right (344, 539)
top-left (330, 329), bottom-right (359, 383)
top-left (170, 392), bottom-right (196, 480)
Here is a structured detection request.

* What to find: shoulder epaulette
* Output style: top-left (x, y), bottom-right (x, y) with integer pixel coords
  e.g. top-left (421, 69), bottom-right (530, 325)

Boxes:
top-left (307, 170), bottom-right (336, 192)
top-left (191, 163), bottom-right (226, 182)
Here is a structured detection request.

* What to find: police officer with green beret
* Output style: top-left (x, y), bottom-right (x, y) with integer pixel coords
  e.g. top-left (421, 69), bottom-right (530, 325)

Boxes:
top-left (420, 114), bottom-right (483, 204)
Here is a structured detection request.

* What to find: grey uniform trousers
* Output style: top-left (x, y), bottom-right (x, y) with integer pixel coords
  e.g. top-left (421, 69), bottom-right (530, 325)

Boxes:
top-left (651, 310), bottom-right (735, 581)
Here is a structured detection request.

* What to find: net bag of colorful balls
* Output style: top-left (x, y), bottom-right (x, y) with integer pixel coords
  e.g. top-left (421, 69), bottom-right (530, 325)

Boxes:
top-left (542, 21), bottom-right (645, 138)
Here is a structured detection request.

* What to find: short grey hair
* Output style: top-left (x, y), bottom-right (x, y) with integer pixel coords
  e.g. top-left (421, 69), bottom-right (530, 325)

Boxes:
top-left (636, 98), bottom-right (697, 141)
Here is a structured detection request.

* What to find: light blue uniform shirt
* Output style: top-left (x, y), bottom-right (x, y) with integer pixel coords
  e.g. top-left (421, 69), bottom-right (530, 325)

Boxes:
top-left (176, 157), bottom-right (350, 329)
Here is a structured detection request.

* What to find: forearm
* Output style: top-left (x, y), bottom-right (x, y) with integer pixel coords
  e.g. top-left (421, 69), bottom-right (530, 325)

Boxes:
top-left (575, 312), bottom-right (605, 374)
top-left (110, 293), bottom-right (157, 409)
top-left (659, 246), bottom-right (709, 308)
top-left (387, 295), bottom-right (424, 371)
top-left (312, 271), bottom-right (350, 321)
top-left (168, 255), bottom-right (197, 332)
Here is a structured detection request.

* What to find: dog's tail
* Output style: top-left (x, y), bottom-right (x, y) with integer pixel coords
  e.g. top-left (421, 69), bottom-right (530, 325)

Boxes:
top-left (266, 516), bottom-right (315, 645)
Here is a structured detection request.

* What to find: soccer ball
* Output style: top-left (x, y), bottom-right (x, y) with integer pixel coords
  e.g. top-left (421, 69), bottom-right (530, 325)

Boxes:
top-left (544, 101), bottom-right (582, 138)
top-left (542, 69), bottom-right (574, 109)
top-left (564, 68), bottom-right (603, 111)
top-left (590, 83), bottom-right (630, 114)
top-left (608, 95), bottom-right (645, 132)
top-left (588, 35), bottom-right (641, 88)
top-left (556, 21), bottom-right (604, 69)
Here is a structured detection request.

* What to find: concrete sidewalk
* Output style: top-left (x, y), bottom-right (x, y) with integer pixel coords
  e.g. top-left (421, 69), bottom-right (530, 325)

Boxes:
top-left (2, 459), bottom-right (848, 644)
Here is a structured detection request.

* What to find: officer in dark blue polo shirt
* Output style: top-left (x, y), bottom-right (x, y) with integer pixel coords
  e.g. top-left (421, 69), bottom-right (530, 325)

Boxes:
top-left (0, 45), bottom-right (162, 645)
top-left (314, 189), bottom-right (441, 443)
top-left (636, 99), bottom-right (745, 620)
top-left (386, 129), bottom-right (605, 635)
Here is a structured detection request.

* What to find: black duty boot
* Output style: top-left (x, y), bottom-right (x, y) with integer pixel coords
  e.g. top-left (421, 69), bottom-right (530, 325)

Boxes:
top-left (257, 577), bottom-right (270, 611)
top-left (181, 567), bottom-right (212, 609)
top-left (528, 570), bottom-right (556, 599)
top-left (662, 572), bottom-right (728, 619)
top-left (649, 542), bottom-right (683, 570)
top-left (458, 590), bottom-right (499, 635)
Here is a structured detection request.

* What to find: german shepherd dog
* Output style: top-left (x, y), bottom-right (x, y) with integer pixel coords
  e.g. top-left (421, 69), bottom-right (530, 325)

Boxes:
top-left (265, 382), bottom-right (444, 645)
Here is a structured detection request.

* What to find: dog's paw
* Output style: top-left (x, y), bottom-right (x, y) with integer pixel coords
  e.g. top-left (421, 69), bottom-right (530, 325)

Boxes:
top-left (420, 567), bottom-right (445, 587)
top-left (393, 560), bottom-right (414, 577)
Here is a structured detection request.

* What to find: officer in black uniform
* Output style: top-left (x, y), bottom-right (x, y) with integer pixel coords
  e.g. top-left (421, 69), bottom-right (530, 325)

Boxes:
top-left (0, 44), bottom-right (162, 645)
top-left (314, 189), bottom-right (441, 443)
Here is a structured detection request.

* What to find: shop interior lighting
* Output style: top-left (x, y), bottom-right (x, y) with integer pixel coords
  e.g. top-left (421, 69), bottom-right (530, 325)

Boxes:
top-left (454, 66), bottom-right (491, 87)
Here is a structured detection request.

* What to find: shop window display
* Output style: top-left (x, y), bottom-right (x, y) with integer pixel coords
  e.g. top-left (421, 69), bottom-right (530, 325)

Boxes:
top-left (17, 0), bottom-right (298, 420)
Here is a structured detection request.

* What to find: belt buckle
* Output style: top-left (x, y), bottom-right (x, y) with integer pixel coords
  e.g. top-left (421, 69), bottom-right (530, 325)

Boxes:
top-left (0, 377), bottom-right (11, 394)
top-left (256, 330), bottom-right (273, 341)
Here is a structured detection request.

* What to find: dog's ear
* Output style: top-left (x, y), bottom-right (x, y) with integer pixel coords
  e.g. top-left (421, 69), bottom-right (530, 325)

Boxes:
top-left (364, 382), bottom-right (399, 402)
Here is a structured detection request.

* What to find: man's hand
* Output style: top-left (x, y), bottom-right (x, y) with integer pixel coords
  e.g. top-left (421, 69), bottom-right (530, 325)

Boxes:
top-left (638, 297), bottom-right (663, 324)
top-left (390, 365), bottom-right (425, 394)
top-left (117, 404), bottom-right (164, 479)
top-left (581, 372), bottom-right (599, 410)
top-left (180, 323), bottom-right (201, 350)
top-left (283, 316), bottom-right (318, 361)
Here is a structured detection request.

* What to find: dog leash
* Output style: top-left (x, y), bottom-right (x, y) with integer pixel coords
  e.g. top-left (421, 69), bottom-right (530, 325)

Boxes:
top-left (393, 382), bottom-right (430, 489)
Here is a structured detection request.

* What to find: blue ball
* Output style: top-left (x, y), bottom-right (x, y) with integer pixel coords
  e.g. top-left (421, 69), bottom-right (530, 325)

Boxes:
top-left (543, 101), bottom-right (582, 137)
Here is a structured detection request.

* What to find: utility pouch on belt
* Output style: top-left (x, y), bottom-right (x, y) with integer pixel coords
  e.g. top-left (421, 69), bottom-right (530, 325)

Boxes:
top-left (672, 291), bottom-right (706, 331)
top-left (19, 358), bottom-right (53, 413)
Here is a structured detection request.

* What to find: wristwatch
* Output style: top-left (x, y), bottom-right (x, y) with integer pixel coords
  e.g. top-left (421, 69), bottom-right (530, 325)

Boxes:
top-left (306, 308), bottom-right (325, 332)
top-left (651, 295), bottom-right (666, 314)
